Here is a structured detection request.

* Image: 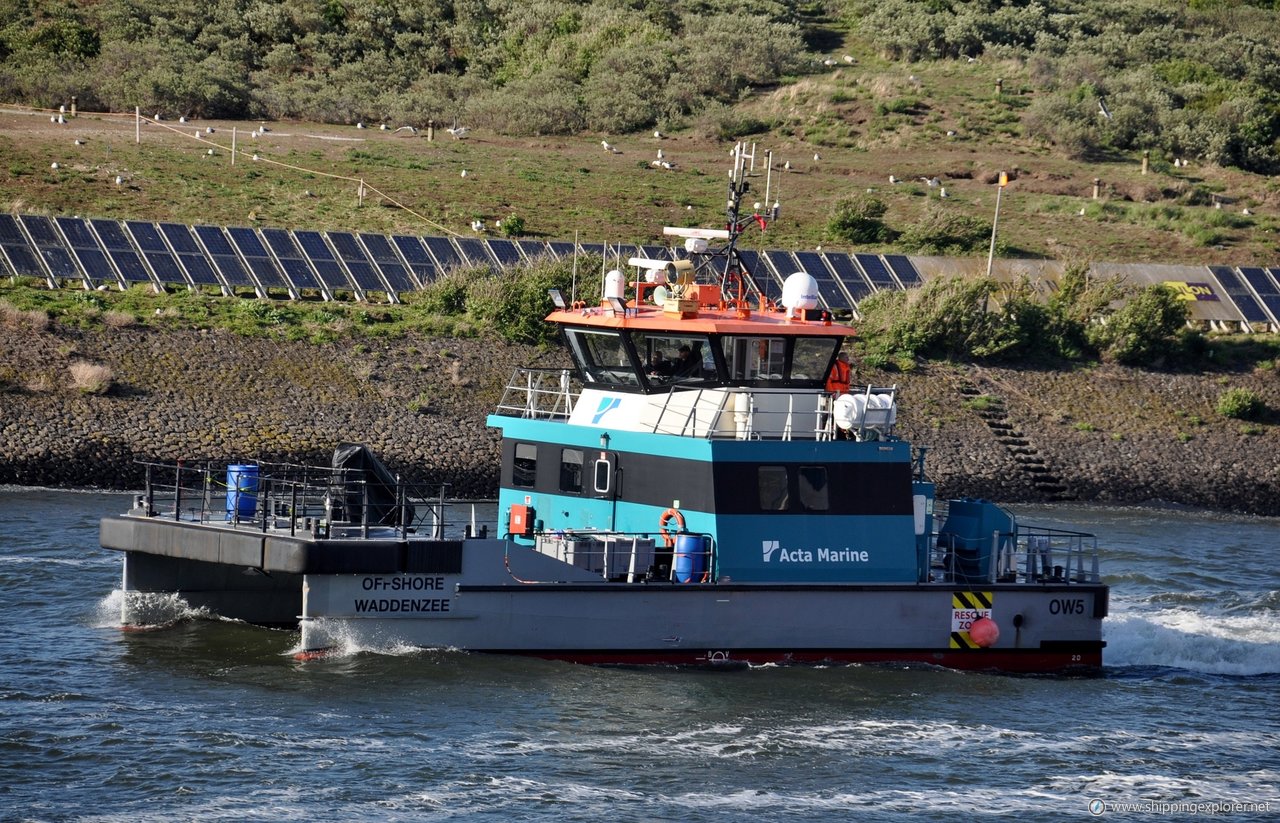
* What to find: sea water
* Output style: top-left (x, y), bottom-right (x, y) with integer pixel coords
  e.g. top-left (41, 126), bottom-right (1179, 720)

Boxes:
top-left (0, 489), bottom-right (1276, 821)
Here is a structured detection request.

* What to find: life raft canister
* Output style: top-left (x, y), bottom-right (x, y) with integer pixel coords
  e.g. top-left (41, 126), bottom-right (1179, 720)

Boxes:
top-left (658, 507), bottom-right (685, 547)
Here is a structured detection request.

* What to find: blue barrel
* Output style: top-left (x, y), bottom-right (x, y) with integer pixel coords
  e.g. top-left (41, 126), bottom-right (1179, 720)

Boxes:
top-left (674, 534), bottom-right (708, 583)
top-left (226, 464), bottom-right (258, 521)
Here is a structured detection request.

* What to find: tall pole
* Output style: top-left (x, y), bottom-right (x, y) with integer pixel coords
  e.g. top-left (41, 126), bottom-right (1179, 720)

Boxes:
top-left (986, 171), bottom-right (1008, 278)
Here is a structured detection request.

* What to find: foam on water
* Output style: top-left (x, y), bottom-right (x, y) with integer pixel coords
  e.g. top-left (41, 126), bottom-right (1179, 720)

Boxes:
top-left (1104, 599), bottom-right (1280, 676)
top-left (92, 588), bottom-right (212, 630)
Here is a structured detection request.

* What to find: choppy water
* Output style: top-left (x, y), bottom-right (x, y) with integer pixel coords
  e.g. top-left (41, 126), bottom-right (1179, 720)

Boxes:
top-left (1, 489), bottom-right (1277, 821)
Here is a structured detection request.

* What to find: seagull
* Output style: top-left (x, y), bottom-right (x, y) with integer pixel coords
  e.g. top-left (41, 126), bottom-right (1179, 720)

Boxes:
top-left (660, 161), bottom-right (674, 170)
top-left (379, 123), bottom-right (388, 130)
top-left (922, 176), bottom-right (940, 187)
top-left (654, 130), bottom-right (663, 139)
top-left (356, 122), bottom-right (365, 129)
top-left (259, 126), bottom-right (269, 133)
top-left (252, 154), bottom-right (260, 161)
top-left (1098, 98), bottom-right (1112, 119)
top-left (1077, 208), bottom-right (1086, 216)
top-left (843, 55), bottom-right (855, 64)
top-left (888, 174), bottom-right (898, 184)
top-left (939, 187), bottom-right (948, 198)
top-left (56, 114), bottom-right (65, 124)
top-left (602, 140), bottom-right (619, 153)
top-left (783, 160), bottom-right (791, 171)
top-left (74, 138), bottom-right (85, 146)
top-left (179, 116), bottom-right (187, 123)
top-left (651, 159), bottom-right (662, 167)
top-left (460, 169), bottom-right (467, 178)
top-left (813, 153), bottom-right (821, 162)
top-left (657, 148), bottom-right (664, 160)
top-left (205, 126), bottom-right (214, 134)
top-left (446, 126), bottom-right (468, 139)
top-left (50, 162), bottom-right (59, 169)
top-left (946, 130), bottom-right (956, 137)
top-left (115, 175), bottom-right (123, 185)
top-left (470, 219), bottom-right (484, 232)
top-left (823, 58), bottom-right (836, 66)
top-left (153, 113), bottom-right (162, 121)
top-left (1242, 208), bottom-right (1252, 216)
top-left (394, 125), bottom-right (417, 134)
top-left (206, 148), bottom-right (215, 155)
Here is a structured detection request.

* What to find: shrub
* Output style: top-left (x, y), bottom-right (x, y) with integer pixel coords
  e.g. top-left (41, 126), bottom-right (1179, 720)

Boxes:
top-left (1086, 284), bottom-right (1189, 365)
top-left (69, 361), bottom-right (113, 394)
top-left (1216, 387), bottom-right (1265, 420)
top-left (898, 204), bottom-right (991, 255)
top-left (828, 195), bottom-right (891, 244)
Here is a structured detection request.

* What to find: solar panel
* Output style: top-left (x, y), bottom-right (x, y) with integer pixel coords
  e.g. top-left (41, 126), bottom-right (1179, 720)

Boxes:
top-left (125, 222), bottom-right (188, 286)
top-left (0, 215), bottom-right (45, 279)
top-left (454, 236), bottom-right (495, 268)
top-left (19, 215), bottom-right (78, 281)
top-left (175, 252), bottom-right (221, 287)
top-left (125, 221), bottom-right (168, 253)
top-left (883, 254), bottom-right (924, 287)
top-left (55, 217), bottom-right (117, 286)
top-left (158, 222), bottom-right (202, 254)
top-left (641, 244), bottom-right (670, 261)
top-left (0, 214), bottom-right (24, 244)
top-left (517, 240), bottom-right (553, 262)
top-left (1208, 265), bottom-right (1269, 325)
top-left (761, 250), bottom-right (799, 291)
top-left (1238, 267), bottom-right (1280, 326)
top-left (327, 231), bottom-right (387, 294)
top-left (359, 233), bottom-right (415, 294)
top-left (579, 242), bottom-right (606, 261)
top-left (485, 238), bottom-right (523, 269)
top-left (854, 253), bottom-right (901, 290)
top-left (294, 230), bottom-right (354, 291)
top-left (90, 219), bottom-right (153, 284)
top-left (735, 249), bottom-right (770, 296)
top-left (422, 236), bottom-right (464, 272)
top-left (191, 225), bottom-right (255, 288)
top-left (793, 250), bottom-right (851, 310)
top-left (260, 229), bottom-right (321, 291)
top-left (391, 235), bottom-right (438, 287)
top-left (546, 241), bottom-right (577, 259)
top-left (227, 227), bottom-right (288, 290)
top-left (822, 254), bottom-right (874, 302)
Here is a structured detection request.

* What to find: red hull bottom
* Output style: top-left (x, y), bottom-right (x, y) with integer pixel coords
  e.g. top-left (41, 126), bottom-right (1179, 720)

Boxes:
top-left (294, 644), bottom-right (1103, 674)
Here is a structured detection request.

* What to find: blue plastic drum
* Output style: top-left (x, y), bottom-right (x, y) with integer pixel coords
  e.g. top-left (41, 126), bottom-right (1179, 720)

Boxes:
top-left (674, 534), bottom-right (707, 583)
top-left (226, 464), bottom-right (259, 521)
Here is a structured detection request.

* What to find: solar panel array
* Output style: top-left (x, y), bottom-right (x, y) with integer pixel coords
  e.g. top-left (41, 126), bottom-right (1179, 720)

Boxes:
top-left (0, 213), bottom-right (1276, 330)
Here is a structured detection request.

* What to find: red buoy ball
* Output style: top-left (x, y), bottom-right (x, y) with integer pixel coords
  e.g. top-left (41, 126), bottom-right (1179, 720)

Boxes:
top-left (969, 616), bottom-right (1000, 648)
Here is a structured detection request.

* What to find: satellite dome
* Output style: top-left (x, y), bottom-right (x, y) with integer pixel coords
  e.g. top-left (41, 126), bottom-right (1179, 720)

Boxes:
top-left (781, 272), bottom-right (819, 312)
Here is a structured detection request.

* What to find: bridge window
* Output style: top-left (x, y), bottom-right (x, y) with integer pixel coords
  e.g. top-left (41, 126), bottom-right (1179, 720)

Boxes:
top-left (630, 331), bottom-right (716, 387)
top-left (798, 466), bottom-right (829, 511)
top-left (722, 336), bottom-right (786, 383)
top-left (791, 338), bottom-right (840, 384)
top-left (564, 328), bottom-right (640, 387)
top-left (513, 443), bottom-right (537, 488)
top-left (559, 448), bottom-right (584, 493)
top-left (758, 465), bottom-right (790, 511)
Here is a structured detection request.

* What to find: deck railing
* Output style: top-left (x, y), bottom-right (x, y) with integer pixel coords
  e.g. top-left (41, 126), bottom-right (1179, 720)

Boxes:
top-left (930, 525), bottom-right (1101, 585)
top-left (132, 459), bottom-right (491, 540)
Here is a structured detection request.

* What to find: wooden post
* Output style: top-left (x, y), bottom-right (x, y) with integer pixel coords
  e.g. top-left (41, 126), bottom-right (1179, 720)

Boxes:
top-left (1092, 178), bottom-right (1101, 199)
top-left (427, 120), bottom-right (434, 141)
top-left (231, 127), bottom-right (236, 166)
top-left (1141, 150), bottom-right (1149, 175)
top-left (358, 179), bottom-right (366, 207)
top-left (995, 77), bottom-right (1003, 96)
top-left (135, 106), bottom-right (141, 143)
top-left (70, 96), bottom-right (77, 117)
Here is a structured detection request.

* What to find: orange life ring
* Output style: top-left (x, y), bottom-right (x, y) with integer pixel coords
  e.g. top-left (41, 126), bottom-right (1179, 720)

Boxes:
top-left (658, 508), bottom-right (685, 547)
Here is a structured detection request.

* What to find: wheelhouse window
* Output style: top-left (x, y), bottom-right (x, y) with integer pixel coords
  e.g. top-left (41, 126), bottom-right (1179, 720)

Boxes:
top-left (513, 443), bottom-right (537, 488)
top-left (559, 448), bottom-right (584, 493)
top-left (758, 466), bottom-right (790, 511)
top-left (564, 328), bottom-right (640, 388)
top-left (798, 466), bottom-right (829, 511)
top-left (791, 338), bottom-right (841, 386)
top-left (722, 336), bottom-right (787, 384)
top-left (630, 331), bottom-right (717, 388)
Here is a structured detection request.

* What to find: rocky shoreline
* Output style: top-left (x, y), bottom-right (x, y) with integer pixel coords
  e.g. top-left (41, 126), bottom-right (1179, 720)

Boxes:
top-left (1, 323), bottom-right (1277, 516)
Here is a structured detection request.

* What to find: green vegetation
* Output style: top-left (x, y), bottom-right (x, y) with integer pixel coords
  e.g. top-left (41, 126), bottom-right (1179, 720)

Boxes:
top-left (1, 254), bottom-right (603, 347)
top-left (1216, 387), bottom-right (1266, 420)
top-left (853, 264), bottom-right (1192, 367)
